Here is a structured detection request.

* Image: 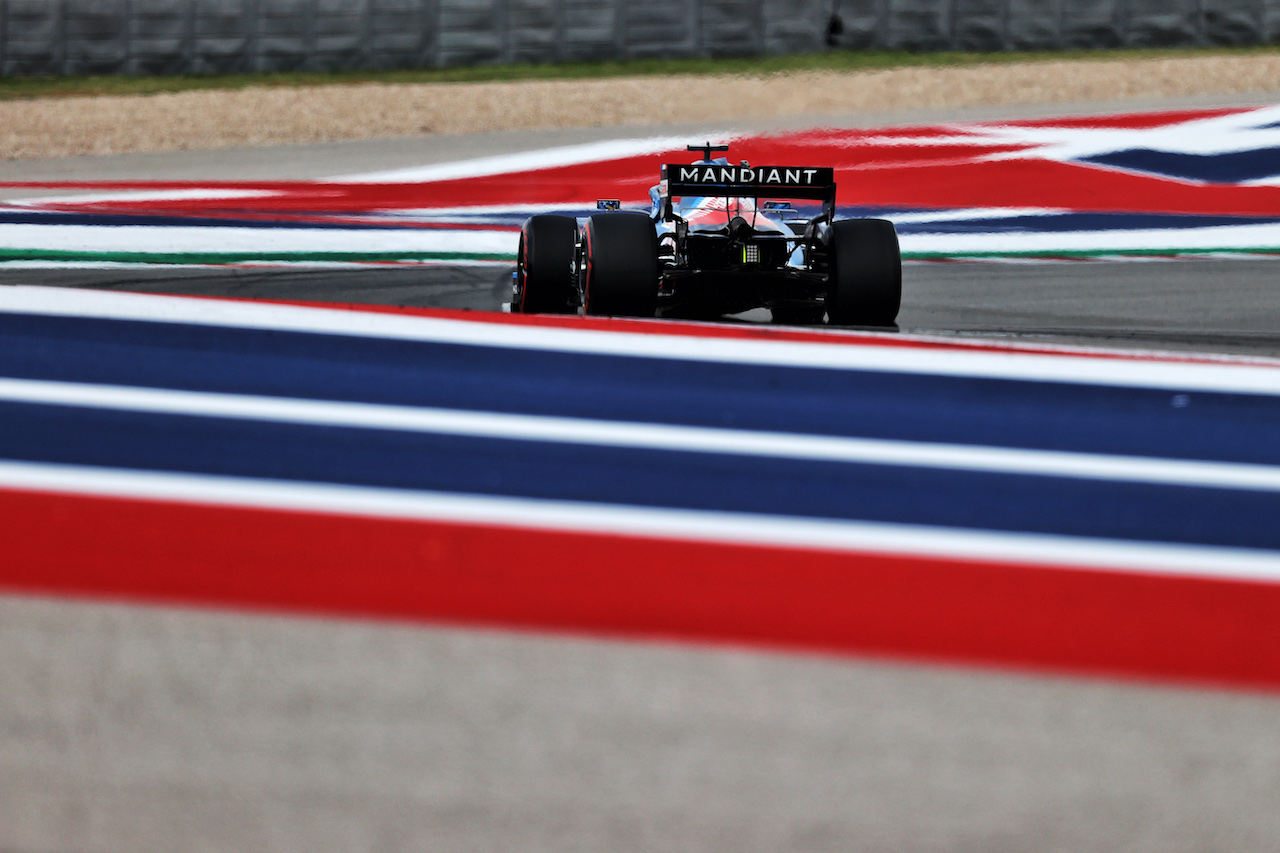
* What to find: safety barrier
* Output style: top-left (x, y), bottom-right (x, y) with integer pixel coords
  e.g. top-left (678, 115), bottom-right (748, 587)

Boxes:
top-left (1, 0), bottom-right (1277, 77)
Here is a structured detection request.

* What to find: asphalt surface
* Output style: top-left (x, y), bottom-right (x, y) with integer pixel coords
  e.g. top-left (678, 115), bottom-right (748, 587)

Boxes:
top-left (11, 255), bottom-right (1280, 357)
top-left (903, 257), bottom-right (1280, 356)
top-left (4, 96), bottom-right (1280, 853)
top-left (5, 595), bottom-right (1280, 853)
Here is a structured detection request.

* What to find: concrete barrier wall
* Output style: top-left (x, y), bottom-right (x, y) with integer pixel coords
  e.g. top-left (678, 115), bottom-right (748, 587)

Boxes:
top-left (2, 0), bottom-right (1278, 77)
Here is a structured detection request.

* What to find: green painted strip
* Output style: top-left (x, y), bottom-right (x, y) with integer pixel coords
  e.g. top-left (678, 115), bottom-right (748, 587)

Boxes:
top-left (0, 249), bottom-right (514, 265)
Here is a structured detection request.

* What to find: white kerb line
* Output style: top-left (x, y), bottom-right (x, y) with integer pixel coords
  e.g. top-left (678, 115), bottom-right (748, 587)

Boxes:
top-left (3, 376), bottom-right (1280, 493)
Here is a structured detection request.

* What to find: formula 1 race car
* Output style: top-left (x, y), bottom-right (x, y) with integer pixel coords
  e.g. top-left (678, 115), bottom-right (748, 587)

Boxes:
top-left (512, 142), bottom-right (901, 326)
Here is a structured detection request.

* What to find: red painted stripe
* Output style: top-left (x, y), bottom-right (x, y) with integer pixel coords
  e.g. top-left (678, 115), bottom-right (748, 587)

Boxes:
top-left (4, 486), bottom-right (1280, 691)
top-left (6, 108), bottom-right (1276, 218)
top-left (844, 156), bottom-right (1280, 216)
top-left (23, 158), bottom-right (1280, 218)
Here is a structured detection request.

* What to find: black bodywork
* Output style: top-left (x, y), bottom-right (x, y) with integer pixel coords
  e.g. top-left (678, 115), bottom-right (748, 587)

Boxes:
top-left (514, 143), bottom-right (901, 326)
top-left (647, 147), bottom-right (839, 319)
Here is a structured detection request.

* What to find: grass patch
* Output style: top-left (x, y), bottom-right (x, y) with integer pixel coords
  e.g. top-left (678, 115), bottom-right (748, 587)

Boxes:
top-left (2, 44), bottom-right (1276, 101)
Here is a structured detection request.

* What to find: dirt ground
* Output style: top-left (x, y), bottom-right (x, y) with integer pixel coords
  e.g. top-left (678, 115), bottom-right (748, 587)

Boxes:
top-left (3, 52), bottom-right (1279, 160)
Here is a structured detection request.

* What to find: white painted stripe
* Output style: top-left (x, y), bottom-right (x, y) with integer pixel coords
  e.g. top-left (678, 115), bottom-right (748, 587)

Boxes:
top-left (978, 105), bottom-right (1280, 161)
top-left (3, 286), bottom-right (1280, 396)
top-left (898, 222), bottom-right (1280, 256)
top-left (328, 135), bottom-right (728, 183)
top-left (888, 207), bottom-right (1067, 224)
top-left (0, 261), bottom-right (224, 270)
top-left (7, 189), bottom-right (282, 206)
top-left (4, 376), bottom-right (1280, 493)
top-left (383, 203), bottom-right (592, 217)
top-left (2, 459), bottom-right (1278, 583)
top-left (10, 207), bottom-right (1278, 260)
top-left (0, 223), bottom-right (517, 256)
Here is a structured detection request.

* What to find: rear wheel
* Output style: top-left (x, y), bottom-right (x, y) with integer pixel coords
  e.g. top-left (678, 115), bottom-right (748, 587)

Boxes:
top-left (825, 218), bottom-right (901, 326)
top-left (514, 214), bottom-right (577, 314)
top-left (583, 213), bottom-right (658, 317)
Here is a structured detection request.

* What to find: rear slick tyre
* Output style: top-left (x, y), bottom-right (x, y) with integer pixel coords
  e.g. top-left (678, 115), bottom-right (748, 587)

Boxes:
top-left (825, 218), bottom-right (901, 327)
top-left (515, 214), bottom-right (577, 314)
top-left (583, 213), bottom-right (659, 318)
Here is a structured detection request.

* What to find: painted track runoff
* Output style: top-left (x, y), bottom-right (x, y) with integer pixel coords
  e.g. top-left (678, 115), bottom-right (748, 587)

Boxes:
top-left (3, 281), bottom-right (1280, 853)
top-left (5, 99), bottom-right (1280, 853)
top-left (5, 284), bottom-right (1280, 687)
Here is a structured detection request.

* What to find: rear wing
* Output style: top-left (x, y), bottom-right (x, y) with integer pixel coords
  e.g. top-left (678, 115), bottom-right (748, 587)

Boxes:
top-left (660, 163), bottom-right (836, 219)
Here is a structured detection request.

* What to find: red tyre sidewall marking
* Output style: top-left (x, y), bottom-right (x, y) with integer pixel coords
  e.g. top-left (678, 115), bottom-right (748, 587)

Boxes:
top-left (583, 221), bottom-right (594, 313)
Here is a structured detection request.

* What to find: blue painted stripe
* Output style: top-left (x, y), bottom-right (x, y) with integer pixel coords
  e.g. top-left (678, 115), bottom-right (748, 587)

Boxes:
top-left (2, 312), bottom-right (1279, 467)
top-left (1080, 147), bottom-right (1280, 184)
top-left (0, 400), bottom-right (1277, 551)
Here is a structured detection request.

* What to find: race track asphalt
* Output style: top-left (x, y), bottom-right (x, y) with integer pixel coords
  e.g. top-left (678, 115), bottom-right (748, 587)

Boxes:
top-left (4, 97), bottom-right (1280, 853)
top-left (12, 254), bottom-right (1280, 357)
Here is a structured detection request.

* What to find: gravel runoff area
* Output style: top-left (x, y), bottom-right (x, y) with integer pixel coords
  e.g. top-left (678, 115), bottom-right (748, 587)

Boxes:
top-left (4, 52), bottom-right (1280, 160)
